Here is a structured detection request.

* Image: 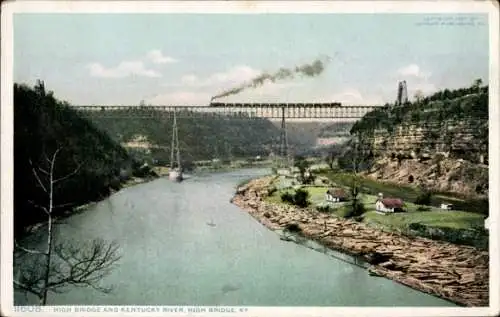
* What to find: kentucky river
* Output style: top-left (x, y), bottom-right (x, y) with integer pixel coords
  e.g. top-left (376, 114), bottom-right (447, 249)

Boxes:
top-left (15, 168), bottom-right (456, 306)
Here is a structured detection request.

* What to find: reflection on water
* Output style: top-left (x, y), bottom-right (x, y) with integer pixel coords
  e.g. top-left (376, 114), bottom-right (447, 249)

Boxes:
top-left (15, 169), bottom-right (456, 306)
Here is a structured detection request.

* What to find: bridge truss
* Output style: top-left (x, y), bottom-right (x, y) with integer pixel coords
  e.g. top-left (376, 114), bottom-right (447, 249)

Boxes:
top-left (73, 103), bottom-right (379, 119)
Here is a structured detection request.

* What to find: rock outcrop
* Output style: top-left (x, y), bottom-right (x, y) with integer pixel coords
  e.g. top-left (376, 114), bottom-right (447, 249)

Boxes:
top-left (232, 177), bottom-right (489, 307)
top-left (347, 88), bottom-right (488, 198)
top-left (364, 155), bottom-right (488, 197)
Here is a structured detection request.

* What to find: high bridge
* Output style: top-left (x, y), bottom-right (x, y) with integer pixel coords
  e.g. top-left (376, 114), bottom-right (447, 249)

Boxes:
top-left (74, 102), bottom-right (380, 167)
top-left (73, 103), bottom-right (379, 119)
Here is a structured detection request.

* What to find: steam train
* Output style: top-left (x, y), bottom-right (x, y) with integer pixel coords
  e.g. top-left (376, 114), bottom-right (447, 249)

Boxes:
top-left (208, 101), bottom-right (342, 107)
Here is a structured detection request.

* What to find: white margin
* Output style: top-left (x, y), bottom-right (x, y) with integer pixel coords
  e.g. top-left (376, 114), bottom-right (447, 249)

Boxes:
top-left (1, 1), bottom-right (499, 317)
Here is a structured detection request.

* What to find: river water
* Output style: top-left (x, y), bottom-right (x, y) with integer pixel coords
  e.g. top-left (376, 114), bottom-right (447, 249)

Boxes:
top-left (15, 169), bottom-right (456, 306)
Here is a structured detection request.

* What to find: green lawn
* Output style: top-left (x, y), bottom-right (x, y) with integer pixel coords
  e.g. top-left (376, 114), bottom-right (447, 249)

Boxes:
top-left (363, 210), bottom-right (485, 230)
top-left (265, 177), bottom-right (486, 232)
top-left (317, 170), bottom-right (488, 215)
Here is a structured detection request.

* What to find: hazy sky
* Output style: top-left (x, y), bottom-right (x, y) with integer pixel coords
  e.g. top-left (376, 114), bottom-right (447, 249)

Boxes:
top-left (14, 13), bottom-right (489, 106)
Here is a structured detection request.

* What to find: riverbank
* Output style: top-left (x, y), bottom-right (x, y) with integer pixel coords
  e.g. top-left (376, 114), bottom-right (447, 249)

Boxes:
top-left (231, 176), bottom-right (489, 307)
top-left (21, 174), bottom-right (159, 237)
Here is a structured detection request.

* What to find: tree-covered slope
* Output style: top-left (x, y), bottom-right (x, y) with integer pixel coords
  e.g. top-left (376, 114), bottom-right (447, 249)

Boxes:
top-left (83, 109), bottom-right (312, 164)
top-left (14, 81), bottom-right (140, 236)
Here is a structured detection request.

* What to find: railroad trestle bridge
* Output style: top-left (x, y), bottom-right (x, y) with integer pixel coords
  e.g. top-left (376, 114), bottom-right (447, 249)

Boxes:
top-left (74, 103), bottom-right (379, 119)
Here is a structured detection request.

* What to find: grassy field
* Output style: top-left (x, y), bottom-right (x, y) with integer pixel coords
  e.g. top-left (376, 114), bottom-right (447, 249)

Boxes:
top-left (265, 176), bottom-right (486, 234)
top-left (316, 170), bottom-right (488, 215)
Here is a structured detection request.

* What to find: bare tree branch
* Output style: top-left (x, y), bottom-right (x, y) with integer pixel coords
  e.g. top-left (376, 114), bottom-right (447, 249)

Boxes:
top-left (15, 147), bottom-right (121, 305)
top-left (46, 239), bottom-right (121, 293)
top-left (37, 166), bottom-right (49, 175)
top-left (53, 202), bottom-right (77, 209)
top-left (53, 163), bottom-right (81, 184)
top-left (13, 280), bottom-right (42, 299)
top-left (29, 159), bottom-right (48, 193)
top-left (27, 200), bottom-right (49, 215)
top-left (14, 240), bottom-right (46, 256)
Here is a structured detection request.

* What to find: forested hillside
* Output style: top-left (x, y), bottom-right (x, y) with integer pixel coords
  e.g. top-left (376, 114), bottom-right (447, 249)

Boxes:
top-left (340, 80), bottom-right (488, 199)
top-left (83, 110), bottom-right (317, 164)
top-left (14, 81), bottom-right (144, 236)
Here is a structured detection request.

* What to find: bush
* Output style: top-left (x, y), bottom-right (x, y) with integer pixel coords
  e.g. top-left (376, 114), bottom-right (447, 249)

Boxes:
top-left (337, 200), bottom-right (366, 219)
top-left (280, 192), bottom-right (295, 204)
top-left (280, 189), bottom-right (310, 207)
top-left (349, 200), bottom-right (366, 218)
top-left (267, 186), bottom-right (277, 196)
top-left (293, 188), bottom-right (310, 207)
top-left (408, 222), bottom-right (427, 231)
top-left (336, 206), bottom-right (352, 218)
top-left (414, 191), bottom-right (432, 206)
top-left (316, 204), bottom-right (334, 213)
top-left (284, 223), bottom-right (302, 233)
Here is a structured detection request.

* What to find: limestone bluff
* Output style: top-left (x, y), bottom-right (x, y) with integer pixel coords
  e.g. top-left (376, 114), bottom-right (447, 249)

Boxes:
top-left (344, 84), bottom-right (488, 199)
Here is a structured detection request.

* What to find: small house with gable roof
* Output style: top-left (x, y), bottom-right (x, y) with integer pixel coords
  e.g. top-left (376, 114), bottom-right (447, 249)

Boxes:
top-left (375, 193), bottom-right (404, 213)
top-left (325, 188), bottom-right (347, 202)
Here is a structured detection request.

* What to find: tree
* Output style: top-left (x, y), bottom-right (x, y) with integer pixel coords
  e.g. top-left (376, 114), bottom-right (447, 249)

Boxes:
top-left (14, 147), bottom-right (122, 305)
top-left (347, 179), bottom-right (366, 219)
top-left (346, 136), bottom-right (367, 219)
top-left (325, 150), bottom-right (336, 170)
top-left (472, 78), bottom-right (483, 93)
top-left (350, 136), bottom-right (367, 174)
top-left (294, 156), bottom-right (311, 183)
top-left (414, 90), bottom-right (424, 103)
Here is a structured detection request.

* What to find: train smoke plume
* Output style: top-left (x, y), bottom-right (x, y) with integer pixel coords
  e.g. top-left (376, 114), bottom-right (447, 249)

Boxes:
top-left (211, 56), bottom-right (331, 101)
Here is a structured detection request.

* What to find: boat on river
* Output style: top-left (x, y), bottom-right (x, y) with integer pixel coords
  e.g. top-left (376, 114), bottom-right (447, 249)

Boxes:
top-left (169, 108), bottom-right (183, 182)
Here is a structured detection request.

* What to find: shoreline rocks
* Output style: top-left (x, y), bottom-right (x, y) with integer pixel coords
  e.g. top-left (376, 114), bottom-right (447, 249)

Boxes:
top-left (231, 176), bottom-right (489, 307)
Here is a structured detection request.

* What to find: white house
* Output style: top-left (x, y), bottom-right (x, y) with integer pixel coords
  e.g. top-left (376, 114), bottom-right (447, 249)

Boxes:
top-left (325, 188), bottom-right (347, 202)
top-left (440, 203), bottom-right (453, 210)
top-left (375, 193), bottom-right (404, 213)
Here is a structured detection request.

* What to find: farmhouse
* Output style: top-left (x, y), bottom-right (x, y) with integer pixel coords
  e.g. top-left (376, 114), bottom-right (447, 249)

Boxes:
top-left (375, 193), bottom-right (404, 213)
top-left (440, 203), bottom-right (453, 210)
top-left (325, 188), bottom-right (347, 202)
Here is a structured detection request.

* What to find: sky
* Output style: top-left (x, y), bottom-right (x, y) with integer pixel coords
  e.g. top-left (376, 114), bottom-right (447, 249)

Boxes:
top-left (13, 13), bottom-right (489, 106)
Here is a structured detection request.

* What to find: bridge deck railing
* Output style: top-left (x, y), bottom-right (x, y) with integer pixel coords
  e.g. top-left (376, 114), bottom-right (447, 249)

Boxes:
top-left (73, 104), bottom-right (380, 119)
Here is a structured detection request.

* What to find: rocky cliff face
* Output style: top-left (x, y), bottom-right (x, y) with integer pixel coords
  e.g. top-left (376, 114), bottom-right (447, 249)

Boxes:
top-left (352, 88), bottom-right (488, 198)
top-left (365, 156), bottom-right (488, 197)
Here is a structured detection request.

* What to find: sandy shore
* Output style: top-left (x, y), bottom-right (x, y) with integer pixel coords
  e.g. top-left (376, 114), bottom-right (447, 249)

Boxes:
top-left (231, 176), bottom-right (489, 307)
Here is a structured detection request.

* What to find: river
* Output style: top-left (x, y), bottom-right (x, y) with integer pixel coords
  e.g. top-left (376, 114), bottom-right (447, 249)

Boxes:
top-left (15, 168), bottom-right (456, 306)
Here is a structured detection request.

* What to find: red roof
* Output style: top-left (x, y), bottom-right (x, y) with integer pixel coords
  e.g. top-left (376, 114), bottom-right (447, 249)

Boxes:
top-left (380, 198), bottom-right (404, 208)
top-left (326, 188), bottom-right (347, 198)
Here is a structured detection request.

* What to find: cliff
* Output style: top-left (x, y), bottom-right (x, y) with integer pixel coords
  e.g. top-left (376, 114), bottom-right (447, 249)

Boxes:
top-left (349, 83), bottom-right (488, 198)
